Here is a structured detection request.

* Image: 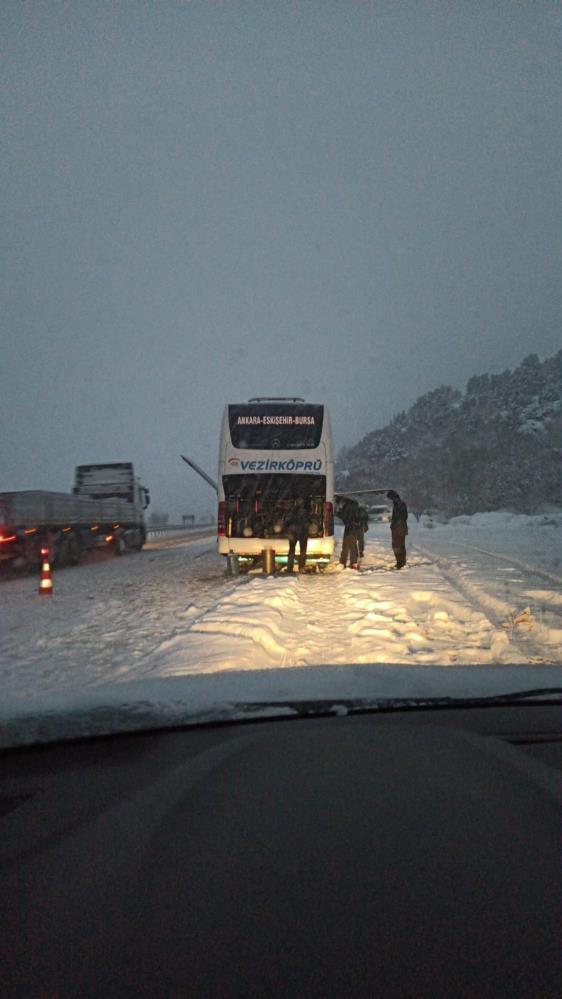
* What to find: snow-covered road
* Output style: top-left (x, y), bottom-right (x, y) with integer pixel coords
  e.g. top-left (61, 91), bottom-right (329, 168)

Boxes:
top-left (1, 513), bottom-right (560, 701)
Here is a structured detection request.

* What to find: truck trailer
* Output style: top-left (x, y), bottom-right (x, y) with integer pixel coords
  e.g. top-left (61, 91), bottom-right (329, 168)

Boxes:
top-left (0, 463), bottom-right (150, 571)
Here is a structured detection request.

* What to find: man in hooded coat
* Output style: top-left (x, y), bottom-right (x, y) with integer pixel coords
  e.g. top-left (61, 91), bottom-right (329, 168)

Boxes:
top-left (335, 496), bottom-right (363, 569)
top-left (357, 503), bottom-right (369, 559)
top-left (285, 496), bottom-right (309, 573)
top-left (387, 490), bottom-right (408, 568)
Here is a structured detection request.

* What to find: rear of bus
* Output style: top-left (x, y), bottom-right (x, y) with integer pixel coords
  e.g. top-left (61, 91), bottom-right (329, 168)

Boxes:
top-left (217, 400), bottom-right (334, 568)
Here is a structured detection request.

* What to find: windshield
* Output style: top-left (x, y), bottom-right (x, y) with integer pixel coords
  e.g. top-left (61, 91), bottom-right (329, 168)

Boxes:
top-left (1, 3), bottom-right (561, 747)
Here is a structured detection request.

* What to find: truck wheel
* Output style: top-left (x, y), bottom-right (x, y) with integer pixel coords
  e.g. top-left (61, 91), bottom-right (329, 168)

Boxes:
top-left (20, 538), bottom-right (43, 574)
top-left (68, 538), bottom-right (81, 565)
top-left (114, 537), bottom-right (126, 556)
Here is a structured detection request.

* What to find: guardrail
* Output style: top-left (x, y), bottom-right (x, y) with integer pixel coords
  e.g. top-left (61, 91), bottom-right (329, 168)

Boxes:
top-left (146, 523), bottom-right (214, 538)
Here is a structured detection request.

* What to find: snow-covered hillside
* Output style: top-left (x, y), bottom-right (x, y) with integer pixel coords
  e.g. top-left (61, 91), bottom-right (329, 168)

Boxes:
top-left (337, 351), bottom-right (561, 515)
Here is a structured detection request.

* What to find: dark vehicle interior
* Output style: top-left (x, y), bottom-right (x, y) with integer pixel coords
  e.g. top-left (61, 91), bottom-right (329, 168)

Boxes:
top-left (222, 473), bottom-right (327, 539)
top-left (228, 403), bottom-right (324, 450)
top-left (3, 700), bottom-right (561, 997)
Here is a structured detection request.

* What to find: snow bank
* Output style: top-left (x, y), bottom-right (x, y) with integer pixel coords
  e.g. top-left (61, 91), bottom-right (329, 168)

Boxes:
top-left (435, 511), bottom-right (562, 531)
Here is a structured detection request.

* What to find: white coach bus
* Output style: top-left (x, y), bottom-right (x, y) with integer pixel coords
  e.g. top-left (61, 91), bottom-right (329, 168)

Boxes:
top-left (217, 398), bottom-right (335, 568)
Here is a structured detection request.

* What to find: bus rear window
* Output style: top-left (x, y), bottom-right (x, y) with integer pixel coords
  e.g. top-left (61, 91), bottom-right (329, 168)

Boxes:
top-left (228, 405), bottom-right (324, 449)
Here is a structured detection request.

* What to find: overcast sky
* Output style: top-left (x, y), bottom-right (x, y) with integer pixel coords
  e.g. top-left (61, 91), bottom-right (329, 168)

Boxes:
top-left (2, 1), bottom-right (561, 518)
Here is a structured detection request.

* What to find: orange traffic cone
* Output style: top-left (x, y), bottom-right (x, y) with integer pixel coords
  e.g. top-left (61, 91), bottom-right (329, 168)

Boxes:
top-left (38, 548), bottom-right (53, 596)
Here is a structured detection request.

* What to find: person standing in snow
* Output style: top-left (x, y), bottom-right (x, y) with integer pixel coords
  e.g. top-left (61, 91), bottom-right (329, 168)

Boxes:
top-left (285, 496), bottom-right (309, 573)
top-left (357, 504), bottom-right (369, 559)
top-left (335, 496), bottom-right (362, 569)
top-left (387, 490), bottom-right (408, 568)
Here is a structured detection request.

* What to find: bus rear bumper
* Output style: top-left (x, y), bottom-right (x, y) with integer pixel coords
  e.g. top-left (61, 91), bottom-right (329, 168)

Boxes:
top-left (218, 537), bottom-right (335, 560)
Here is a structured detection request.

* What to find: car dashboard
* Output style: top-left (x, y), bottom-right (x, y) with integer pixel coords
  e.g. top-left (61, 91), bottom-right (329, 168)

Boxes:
top-left (2, 704), bottom-right (561, 997)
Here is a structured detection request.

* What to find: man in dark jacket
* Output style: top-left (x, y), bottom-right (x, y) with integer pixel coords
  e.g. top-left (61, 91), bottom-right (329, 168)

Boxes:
top-left (285, 497), bottom-right (309, 573)
top-left (357, 504), bottom-right (369, 559)
top-left (387, 490), bottom-right (408, 568)
top-left (335, 497), bottom-right (362, 569)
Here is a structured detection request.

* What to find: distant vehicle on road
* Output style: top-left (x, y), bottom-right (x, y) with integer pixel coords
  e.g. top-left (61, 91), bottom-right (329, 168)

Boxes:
top-left (368, 503), bottom-right (391, 522)
top-left (217, 398), bottom-right (335, 569)
top-left (0, 463), bottom-right (150, 571)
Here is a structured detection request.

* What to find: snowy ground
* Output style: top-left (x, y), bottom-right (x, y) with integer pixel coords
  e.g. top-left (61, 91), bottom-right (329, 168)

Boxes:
top-left (1, 514), bottom-right (561, 709)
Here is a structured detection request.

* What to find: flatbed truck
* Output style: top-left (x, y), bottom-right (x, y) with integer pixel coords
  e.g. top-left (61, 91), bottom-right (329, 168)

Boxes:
top-left (0, 463), bottom-right (150, 571)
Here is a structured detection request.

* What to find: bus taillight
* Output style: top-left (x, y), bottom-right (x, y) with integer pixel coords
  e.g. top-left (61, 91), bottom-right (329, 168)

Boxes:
top-left (323, 502), bottom-right (334, 536)
top-left (218, 501), bottom-right (226, 537)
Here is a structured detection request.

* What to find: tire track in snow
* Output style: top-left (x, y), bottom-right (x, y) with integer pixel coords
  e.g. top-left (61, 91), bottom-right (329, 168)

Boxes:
top-left (414, 542), bottom-right (559, 663)
top-left (447, 541), bottom-right (562, 587)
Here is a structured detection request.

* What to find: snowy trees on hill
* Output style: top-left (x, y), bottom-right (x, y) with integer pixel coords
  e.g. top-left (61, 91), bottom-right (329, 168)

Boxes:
top-left (336, 351), bottom-right (561, 516)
